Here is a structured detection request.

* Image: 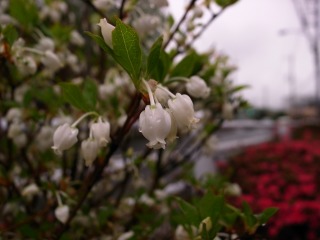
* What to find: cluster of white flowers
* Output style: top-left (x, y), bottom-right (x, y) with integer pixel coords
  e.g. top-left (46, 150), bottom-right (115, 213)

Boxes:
top-left (97, 18), bottom-right (213, 149)
top-left (52, 115), bottom-right (111, 167)
top-left (139, 80), bottom-right (199, 149)
top-left (10, 36), bottom-right (63, 76)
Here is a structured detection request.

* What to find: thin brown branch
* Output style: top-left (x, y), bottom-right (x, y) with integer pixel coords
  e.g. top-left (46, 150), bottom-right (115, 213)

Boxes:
top-left (53, 93), bottom-right (143, 239)
top-left (119, 0), bottom-right (127, 20)
top-left (184, 9), bottom-right (224, 51)
top-left (163, 0), bottom-right (197, 49)
top-left (81, 0), bottom-right (108, 20)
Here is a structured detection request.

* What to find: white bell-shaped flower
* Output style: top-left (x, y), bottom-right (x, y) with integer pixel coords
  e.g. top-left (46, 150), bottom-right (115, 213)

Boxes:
top-left (98, 18), bottom-right (115, 48)
top-left (165, 109), bottom-right (178, 143)
top-left (168, 93), bottom-right (199, 133)
top-left (155, 86), bottom-right (170, 106)
top-left (16, 56), bottom-right (37, 76)
top-left (186, 76), bottom-right (210, 98)
top-left (35, 37), bottom-right (55, 51)
top-left (91, 117), bottom-right (111, 147)
top-left (52, 123), bottom-right (78, 155)
top-left (139, 102), bottom-right (171, 149)
top-left (36, 126), bottom-right (54, 151)
top-left (41, 50), bottom-right (63, 72)
top-left (81, 138), bottom-right (100, 167)
top-left (54, 205), bottom-right (69, 224)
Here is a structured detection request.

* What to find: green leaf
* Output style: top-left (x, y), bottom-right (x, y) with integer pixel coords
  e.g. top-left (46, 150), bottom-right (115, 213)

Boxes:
top-left (171, 52), bottom-right (198, 77)
top-left (9, 0), bottom-right (39, 31)
top-left (228, 85), bottom-right (249, 94)
top-left (23, 86), bottom-right (63, 111)
top-left (197, 193), bottom-right (224, 237)
top-left (83, 79), bottom-right (98, 111)
top-left (85, 31), bottom-right (115, 57)
top-left (3, 25), bottom-right (18, 46)
top-left (19, 224), bottom-right (39, 238)
top-left (197, 192), bottom-right (223, 220)
top-left (60, 83), bottom-right (92, 112)
top-left (257, 207), bottom-right (278, 224)
top-left (50, 24), bottom-right (72, 43)
top-left (150, 50), bottom-right (171, 82)
top-left (176, 197), bottom-right (201, 226)
top-left (98, 207), bottom-right (114, 227)
top-left (215, 0), bottom-right (239, 8)
top-left (112, 19), bottom-right (142, 87)
top-left (147, 36), bottom-right (163, 78)
top-left (242, 201), bottom-right (257, 229)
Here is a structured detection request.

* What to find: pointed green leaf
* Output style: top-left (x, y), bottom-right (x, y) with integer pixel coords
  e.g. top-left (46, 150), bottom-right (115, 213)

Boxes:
top-left (242, 201), bottom-right (258, 229)
top-left (9, 0), bottom-right (39, 31)
top-left (175, 197), bottom-right (201, 226)
top-left (60, 83), bottom-right (92, 112)
top-left (147, 36), bottom-right (163, 77)
top-left (83, 79), bottom-right (98, 111)
top-left (150, 50), bottom-right (171, 82)
top-left (257, 207), bottom-right (278, 224)
top-left (85, 31), bottom-right (115, 57)
top-left (197, 192), bottom-right (224, 221)
top-left (228, 85), bottom-right (249, 94)
top-left (112, 19), bottom-right (142, 87)
top-left (171, 51), bottom-right (198, 77)
top-left (215, 0), bottom-right (238, 7)
top-left (3, 25), bottom-right (18, 46)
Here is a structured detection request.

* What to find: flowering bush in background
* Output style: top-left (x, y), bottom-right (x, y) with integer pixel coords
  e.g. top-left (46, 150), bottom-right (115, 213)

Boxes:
top-left (0, 0), bottom-right (277, 239)
top-left (222, 135), bottom-right (320, 240)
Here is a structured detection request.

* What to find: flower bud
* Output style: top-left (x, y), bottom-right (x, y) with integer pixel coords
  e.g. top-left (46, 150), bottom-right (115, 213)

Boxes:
top-left (98, 18), bottom-right (115, 48)
top-left (224, 183), bottom-right (242, 196)
top-left (118, 231), bottom-right (134, 240)
top-left (186, 76), bottom-right (210, 98)
top-left (52, 123), bottom-right (78, 155)
top-left (199, 217), bottom-right (212, 233)
top-left (81, 138), bottom-right (99, 167)
top-left (22, 183), bottom-right (40, 197)
top-left (168, 93), bottom-right (199, 133)
top-left (70, 30), bottom-right (85, 46)
top-left (139, 103), bottom-right (171, 149)
top-left (193, 6), bottom-right (203, 18)
top-left (91, 117), bottom-right (111, 147)
top-left (55, 205), bottom-right (69, 224)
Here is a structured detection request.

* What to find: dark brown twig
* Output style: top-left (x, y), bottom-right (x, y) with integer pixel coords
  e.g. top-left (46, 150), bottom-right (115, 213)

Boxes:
top-left (53, 93), bottom-right (143, 239)
top-left (119, 0), bottom-right (127, 20)
top-left (163, 0), bottom-right (197, 49)
top-left (184, 9), bottom-right (225, 50)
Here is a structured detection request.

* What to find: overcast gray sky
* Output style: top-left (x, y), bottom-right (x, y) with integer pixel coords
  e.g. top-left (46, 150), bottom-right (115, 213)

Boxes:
top-left (169, 0), bottom-right (314, 109)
